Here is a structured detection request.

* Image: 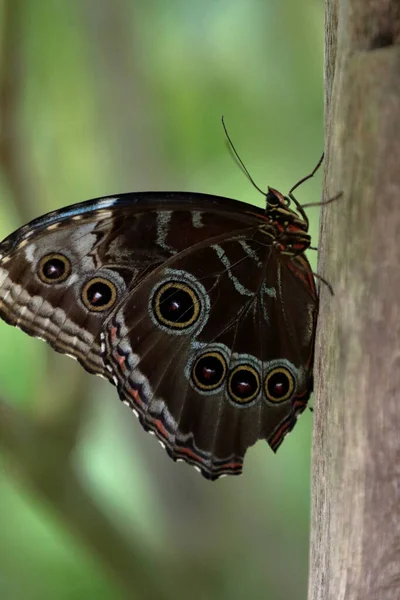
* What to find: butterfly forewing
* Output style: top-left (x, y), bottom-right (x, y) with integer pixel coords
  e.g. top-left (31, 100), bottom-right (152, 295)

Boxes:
top-left (0, 194), bottom-right (262, 379)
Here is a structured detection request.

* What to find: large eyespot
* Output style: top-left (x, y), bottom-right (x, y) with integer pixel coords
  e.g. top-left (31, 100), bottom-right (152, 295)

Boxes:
top-left (38, 253), bottom-right (71, 284)
top-left (265, 367), bottom-right (295, 403)
top-left (228, 364), bottom-right (260, 406)
top-left (149, 270), bottom-right (210, 336)
top-left (82, 277), bottom-right (118, 312)
top-left (192, 351), bottom-right (227, 392)
top-left (152, 281), bottom-right (200, 330)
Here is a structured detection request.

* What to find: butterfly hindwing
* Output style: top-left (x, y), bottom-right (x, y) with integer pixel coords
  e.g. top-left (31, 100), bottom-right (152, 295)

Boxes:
top-left (102, 228), bottom-right (317, 478)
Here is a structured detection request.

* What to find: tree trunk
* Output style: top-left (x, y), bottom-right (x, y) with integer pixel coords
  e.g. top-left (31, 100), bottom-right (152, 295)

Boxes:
top-left (309, 2), bottom-right (400, 599)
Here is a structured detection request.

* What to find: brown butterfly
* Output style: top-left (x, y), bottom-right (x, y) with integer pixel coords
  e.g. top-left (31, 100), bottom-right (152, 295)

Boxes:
top-left (0, 172), bottom-right (318, 479)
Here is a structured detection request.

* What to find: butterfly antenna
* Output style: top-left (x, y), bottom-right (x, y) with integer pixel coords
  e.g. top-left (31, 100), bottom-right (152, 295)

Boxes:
top-left (221, 116), bottom-right (267, 196)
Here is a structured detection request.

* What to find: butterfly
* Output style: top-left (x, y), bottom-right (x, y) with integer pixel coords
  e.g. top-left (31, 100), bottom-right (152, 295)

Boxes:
top-left (0, 174), bottom-right (318, 479)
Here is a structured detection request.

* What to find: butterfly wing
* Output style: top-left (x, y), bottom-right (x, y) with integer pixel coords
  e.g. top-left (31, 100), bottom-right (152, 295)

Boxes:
top-left (102, 227), bottom-right (318, 479)
top-left (0, 192), bottom-right (317, 478)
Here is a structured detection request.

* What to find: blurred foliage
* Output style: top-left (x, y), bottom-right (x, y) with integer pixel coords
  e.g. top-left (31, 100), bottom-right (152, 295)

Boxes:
top-left (0, 1), bottom-right (324, 599)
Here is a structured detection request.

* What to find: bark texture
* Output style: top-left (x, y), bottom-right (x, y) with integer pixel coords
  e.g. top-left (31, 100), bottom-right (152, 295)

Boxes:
top-left (309, 1), bottom-right (400, 599)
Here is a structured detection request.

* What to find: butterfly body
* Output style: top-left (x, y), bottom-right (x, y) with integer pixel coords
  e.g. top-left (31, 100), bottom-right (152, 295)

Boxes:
top-left (0, 189), bottom-right (317, 479)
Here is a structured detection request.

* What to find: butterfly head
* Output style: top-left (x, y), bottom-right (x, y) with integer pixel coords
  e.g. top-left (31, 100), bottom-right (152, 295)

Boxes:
top-left (266, 187), bottom-right (288, 208)
top-left (265, 187), bottom-right (308, 232)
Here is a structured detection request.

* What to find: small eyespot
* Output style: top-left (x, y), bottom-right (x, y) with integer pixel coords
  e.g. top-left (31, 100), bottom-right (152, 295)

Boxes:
top-left (152, 281), bottom-right (200, 330)
top-left (192, 351), bottom-right (227, 391)
top-left (81, 277), bottom-right (118, 312)
top-left (228, 364), bottom-right (260, 406)
top-left (265, 367), bottom-right (295, 403)
top-left (38, 253), bottom-right (71, 284)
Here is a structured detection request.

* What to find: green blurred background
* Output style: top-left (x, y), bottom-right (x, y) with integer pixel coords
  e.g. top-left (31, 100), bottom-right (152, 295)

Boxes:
top-left (0, 1), bottom-right (324, 599)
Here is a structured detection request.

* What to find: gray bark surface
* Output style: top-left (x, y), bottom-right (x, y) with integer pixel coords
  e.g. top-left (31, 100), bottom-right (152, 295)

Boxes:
top-left (309, 2), bottom-right (400, 599)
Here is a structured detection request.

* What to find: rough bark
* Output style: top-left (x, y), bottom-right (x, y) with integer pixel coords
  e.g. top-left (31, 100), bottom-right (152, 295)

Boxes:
top-left (309, 1), bottom-right (400, 599)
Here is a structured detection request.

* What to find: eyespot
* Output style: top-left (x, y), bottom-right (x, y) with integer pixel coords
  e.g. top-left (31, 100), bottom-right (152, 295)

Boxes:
top-left (81, 277), bottom-right (118, 312)
top-left (152, 281), bottom-right (200, 330)
top-left (264, 367), bottom-right (295, 403)
top-left (192, 351), bottom-right (227, 392)
top-left (38, 253), bottom-right (71, 284)
top-left (228, 364), bottom-right (260, 406)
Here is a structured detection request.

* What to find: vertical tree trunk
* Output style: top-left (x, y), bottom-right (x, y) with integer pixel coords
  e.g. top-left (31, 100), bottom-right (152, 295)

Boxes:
top-left (309, 2), bottom-right (400, 599)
